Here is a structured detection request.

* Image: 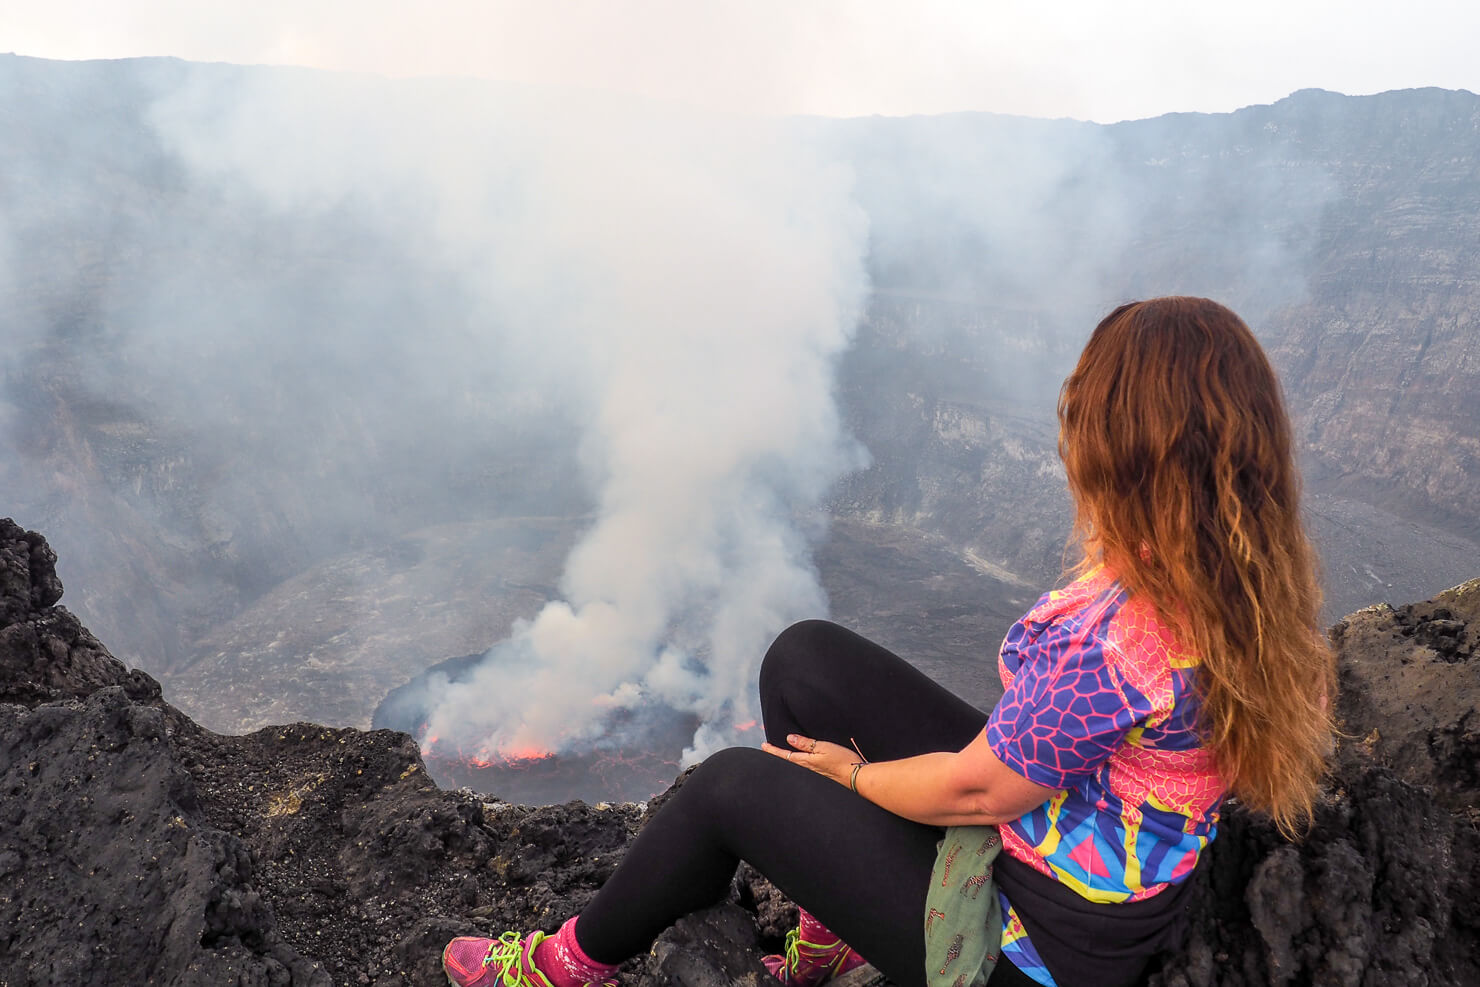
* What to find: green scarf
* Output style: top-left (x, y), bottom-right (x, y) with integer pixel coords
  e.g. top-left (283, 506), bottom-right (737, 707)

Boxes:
top-left (925, 826), bottom-right (1003, 987)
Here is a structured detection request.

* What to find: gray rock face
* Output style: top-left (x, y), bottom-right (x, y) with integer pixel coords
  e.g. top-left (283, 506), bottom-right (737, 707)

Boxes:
top-left (1260, 90), bottom-right (1480, 540)
top-left (1147, 581), bottom-right (1480, 987)
top-left (0, 522), bottom-right (62, 619)
top-left (831, 87), bottom-right (1480, 614)
top-left (644, 905), bottom-right (775, 987)
top-left (1153, 764), bottom-right (1477, 987)
top-left (1329, 578), bottom-right (1480, 810)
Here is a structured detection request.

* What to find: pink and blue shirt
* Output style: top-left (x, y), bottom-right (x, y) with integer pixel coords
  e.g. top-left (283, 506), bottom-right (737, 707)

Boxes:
top-left (987, 568), bottom-right (1225, 984)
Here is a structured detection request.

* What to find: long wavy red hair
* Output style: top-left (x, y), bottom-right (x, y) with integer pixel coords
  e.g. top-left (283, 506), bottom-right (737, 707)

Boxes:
top-left (1058, 297), bottom-right (1335, 837)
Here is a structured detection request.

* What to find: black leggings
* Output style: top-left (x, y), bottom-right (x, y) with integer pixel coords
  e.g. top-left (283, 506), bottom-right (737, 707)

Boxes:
top-left (576, 620), bottom-right (1036, 987)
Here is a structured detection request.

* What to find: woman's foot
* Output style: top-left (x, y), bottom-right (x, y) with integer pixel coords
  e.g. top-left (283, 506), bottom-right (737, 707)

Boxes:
top-left (443, 919), bottom-right (620, 987)
top-left (761, 912), bottom-right (868, 986)
top-left (444, 931), bottom-right (554, 987)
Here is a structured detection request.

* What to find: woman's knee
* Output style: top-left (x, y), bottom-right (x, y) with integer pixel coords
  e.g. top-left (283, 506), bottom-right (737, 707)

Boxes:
top-left (671, 746), bottom-right (778, 821)
top-left (759, 619), bottom-right (848, 695)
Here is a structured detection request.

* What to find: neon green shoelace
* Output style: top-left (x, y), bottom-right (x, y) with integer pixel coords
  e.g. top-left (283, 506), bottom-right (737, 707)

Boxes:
top-left (779, 927), bottom-right (854, 982)
top-left (482, 931), bottom-right (547, 987)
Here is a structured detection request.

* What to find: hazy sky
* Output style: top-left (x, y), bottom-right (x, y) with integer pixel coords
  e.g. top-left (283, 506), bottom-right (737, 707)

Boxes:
top-left (7, 0), bottom-right (1478, 122)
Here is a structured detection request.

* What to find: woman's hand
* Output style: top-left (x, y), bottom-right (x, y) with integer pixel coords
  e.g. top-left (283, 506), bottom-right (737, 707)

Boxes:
top-left (761, 734), bottom-right (860, 788)
top-left (762, 729), bottom-right (1059, 826)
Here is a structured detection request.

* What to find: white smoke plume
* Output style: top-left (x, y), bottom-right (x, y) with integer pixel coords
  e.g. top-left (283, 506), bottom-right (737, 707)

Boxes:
top-left (414, 98), bottom-right (873, 760)
top-left (5, 57), bottom-right (1396, 771)
top-left (147, 68), bottom-right (870, 761)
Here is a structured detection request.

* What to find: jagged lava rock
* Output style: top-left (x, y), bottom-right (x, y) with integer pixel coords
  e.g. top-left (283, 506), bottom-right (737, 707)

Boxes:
top-left (0, 519), bottom-right (327, 985)
top-left (0, 688), bottom-right (327, 985)
top-left (1149, 579), bottom-right (1480, 987)
top-left (0, 519), bottom-right (159, 707)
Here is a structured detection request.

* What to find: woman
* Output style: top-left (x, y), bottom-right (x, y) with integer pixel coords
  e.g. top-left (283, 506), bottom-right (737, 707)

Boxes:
top-left (443, 297), bottom-right (1337, 987)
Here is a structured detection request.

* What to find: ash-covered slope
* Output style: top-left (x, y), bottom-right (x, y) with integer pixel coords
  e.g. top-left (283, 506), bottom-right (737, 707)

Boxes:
top-left (2, 518), bottom-right (1476, 986)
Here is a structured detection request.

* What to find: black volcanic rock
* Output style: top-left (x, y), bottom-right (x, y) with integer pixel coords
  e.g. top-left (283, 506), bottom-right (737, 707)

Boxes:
top-left (0, 520), bottom-right (656, 986)
top-left (1151, 764), bottom-right (1478, 986)
top-left (0, 517), bottom-right (159, 707)
top-left (0, 521), bottom-right (1477, 985)
top-left (0, 517), bottom-right (326, 984)
top-left (1153, 580), bottom-right (1480, 986)
top-left (0, 521), bottom-right (62, 618)
top-left (645, 904), bottom-right (775, 985)
top-left (0, 687), bottom-right (328, 985)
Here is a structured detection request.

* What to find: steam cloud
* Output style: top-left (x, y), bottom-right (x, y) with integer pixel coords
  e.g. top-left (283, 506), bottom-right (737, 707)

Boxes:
top-left (146, 67), bottom-right (870, 760)
top-left (5, 56), bottom-right (1401, 773)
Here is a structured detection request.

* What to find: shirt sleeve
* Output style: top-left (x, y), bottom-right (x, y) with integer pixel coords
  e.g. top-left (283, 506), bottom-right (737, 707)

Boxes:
top-left (986, 627), bottom-right (1146, 790)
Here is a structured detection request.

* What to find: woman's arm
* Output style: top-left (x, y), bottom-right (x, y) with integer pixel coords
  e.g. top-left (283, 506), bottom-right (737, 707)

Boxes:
top-left (761, 729), bottom-right (1058, 827)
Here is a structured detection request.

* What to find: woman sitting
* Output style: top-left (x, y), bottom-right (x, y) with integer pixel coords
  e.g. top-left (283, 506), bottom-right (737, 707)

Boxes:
top-left (443, 296), bottom-right (1336, 987)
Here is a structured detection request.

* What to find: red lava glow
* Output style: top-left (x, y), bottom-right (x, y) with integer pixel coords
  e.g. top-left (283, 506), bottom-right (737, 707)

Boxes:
top-left (500, 745), bottom-right (556, 762)
top-left (734, 719), bottom-right (758, 732)
top-left (413, 720), bottom-right (553, 767)
top-left (463, 745), bottom-right (556, 769)
top-left (399, 708), bottom-right (698, 803)
top-left (419, 733), bottom-right (556, 769)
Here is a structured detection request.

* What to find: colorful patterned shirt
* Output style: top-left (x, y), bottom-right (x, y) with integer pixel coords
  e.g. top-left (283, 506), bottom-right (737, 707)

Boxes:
top-left (986, 568), bottom-right (1225, 985)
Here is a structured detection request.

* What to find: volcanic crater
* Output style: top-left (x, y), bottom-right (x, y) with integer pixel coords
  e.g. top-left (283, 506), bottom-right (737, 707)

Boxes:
top-left (374, 652), bottom-right (700, 805)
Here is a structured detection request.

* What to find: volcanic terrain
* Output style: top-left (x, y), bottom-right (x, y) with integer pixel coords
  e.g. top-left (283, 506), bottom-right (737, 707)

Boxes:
top-left (2, 518), bottom-right (1476, 986)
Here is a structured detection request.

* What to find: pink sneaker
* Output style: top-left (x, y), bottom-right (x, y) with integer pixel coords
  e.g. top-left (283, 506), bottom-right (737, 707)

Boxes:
top-left (761, 924), bottom-right (868, 986)
top-left (442, 930), bottom-right (618, 987)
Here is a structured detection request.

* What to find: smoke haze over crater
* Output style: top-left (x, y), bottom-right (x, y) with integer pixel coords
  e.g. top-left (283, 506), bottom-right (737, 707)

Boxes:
top-left (106, 63), bottom-right (872, 761)
top-left (4, 57), bottom-right (1478, 783)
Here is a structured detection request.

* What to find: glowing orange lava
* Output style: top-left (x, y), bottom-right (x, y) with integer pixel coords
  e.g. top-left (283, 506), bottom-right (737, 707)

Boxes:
top-left (501, 745), bottom-right (556, 762)
top-left (734, 720), bottom-right (758, 732)
top-left (419, 732), bottom-right (557, 769)
top-left (461, 745), bottom-right (557, 768)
